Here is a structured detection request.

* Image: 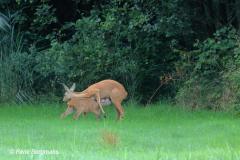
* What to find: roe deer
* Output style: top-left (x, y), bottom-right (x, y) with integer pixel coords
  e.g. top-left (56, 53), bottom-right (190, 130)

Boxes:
top-left (61, 97), bottom-right (102, 120)
top-left (62, 84), bottom-right (112, 119)
top-left (63, 79), bottom-right (128, 120)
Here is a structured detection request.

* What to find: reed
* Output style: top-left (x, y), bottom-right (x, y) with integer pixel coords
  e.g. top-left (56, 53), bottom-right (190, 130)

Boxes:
top-left (0, 12), bottom-right (33, 103)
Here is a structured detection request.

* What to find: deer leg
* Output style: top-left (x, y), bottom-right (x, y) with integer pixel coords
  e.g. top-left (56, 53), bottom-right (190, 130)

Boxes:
top-left (116, 102), bottom-right (124, 120)
top-left (73, 110), bottom-right (82, 120)
top-left (110, 89), bottom-right (125, 120)
top-left (93, 109), bottom-right (101, 120)
top-left (95, 90), bottom-right (105, 115)
top-left (61, 106), bottom-right (74, 119)
top-left (111, 98), bottom-right (124, 120)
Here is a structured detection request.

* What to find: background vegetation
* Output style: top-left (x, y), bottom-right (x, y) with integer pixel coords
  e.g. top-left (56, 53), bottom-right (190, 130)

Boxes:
top-left (1, 0), bottom-right (240, 110)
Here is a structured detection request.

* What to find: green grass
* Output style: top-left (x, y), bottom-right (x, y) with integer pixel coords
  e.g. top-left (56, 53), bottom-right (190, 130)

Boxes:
top-left (0, 103), bottom-right (240, 160)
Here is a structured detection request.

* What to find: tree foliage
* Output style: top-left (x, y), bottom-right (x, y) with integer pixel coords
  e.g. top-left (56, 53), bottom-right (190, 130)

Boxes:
top-left (0, 0), bottom-right (240, 108)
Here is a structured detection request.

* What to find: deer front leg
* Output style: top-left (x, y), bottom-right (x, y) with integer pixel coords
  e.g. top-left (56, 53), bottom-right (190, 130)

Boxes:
top-left (61, 106), bottom-right (74, 119)
top-left (73, 110), bottom-right (82, 120)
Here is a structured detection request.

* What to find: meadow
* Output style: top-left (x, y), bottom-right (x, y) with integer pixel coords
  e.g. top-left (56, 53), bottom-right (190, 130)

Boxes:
top-left (0, 103), bottom-right (240, 160)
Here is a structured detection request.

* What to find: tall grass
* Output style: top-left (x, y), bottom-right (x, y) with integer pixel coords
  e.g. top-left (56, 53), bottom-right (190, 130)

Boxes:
top-left (0, 12), bottom-right (33, 103)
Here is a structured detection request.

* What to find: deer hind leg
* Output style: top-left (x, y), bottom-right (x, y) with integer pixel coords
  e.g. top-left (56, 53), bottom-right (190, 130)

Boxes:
top-left (111, 99), bottom-right (124, 120)
top-left (110, 89), bottom-right (124, 120)
top-left (61, 106), bottom-right (74, 119)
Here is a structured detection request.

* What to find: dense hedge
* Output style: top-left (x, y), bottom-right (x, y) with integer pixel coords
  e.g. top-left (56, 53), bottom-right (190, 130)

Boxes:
top-left (1, 0), bottom-right (240, 110)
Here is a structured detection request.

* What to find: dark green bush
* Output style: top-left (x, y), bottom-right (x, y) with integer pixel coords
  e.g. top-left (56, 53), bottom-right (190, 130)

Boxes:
top-left (1, 0), bottom-right (240, 105)
top-left (33, 15), bottom-right (141, 99)
top-left (176, 27), bottom-right (240, 110)
top-left (32, 1), bottom-right (193, 102)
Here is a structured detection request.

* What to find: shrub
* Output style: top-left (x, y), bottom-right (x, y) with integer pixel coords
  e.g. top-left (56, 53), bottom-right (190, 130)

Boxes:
top-left (176, 27), bottom-right (240, 110)
top-left (33, 16), bottom-right (141, 98)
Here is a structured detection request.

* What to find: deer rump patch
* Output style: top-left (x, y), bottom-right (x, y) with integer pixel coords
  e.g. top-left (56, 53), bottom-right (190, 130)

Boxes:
top-left (95, 97), bottom-right (112, 106)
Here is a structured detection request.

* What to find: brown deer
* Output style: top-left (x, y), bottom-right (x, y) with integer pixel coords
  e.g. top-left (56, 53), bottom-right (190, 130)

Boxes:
top-left (61, 97), bottom-right (111, 120)
top-left (62, 79), bottom-right (128, 120)
top-left (61, 84), bottom-right (111, 119)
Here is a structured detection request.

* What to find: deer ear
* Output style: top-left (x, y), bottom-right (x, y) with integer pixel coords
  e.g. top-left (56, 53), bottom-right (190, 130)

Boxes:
top-left (62, 83), bottom-right (70, 91)
top-left (70, 83), bottom-right (76, 91)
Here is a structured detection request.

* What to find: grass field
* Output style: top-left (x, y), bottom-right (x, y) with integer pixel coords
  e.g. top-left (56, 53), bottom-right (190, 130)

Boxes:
top-left (0, 103), bottom-right (240, 160)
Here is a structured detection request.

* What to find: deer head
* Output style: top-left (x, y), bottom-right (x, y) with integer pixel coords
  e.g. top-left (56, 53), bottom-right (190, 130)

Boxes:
top-left (62, 83), bottom-right (76, 102)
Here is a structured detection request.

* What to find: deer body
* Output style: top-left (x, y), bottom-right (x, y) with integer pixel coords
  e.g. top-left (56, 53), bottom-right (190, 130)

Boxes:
top-left (73, 79), bottom-right (128, 120)
top-left (61, 97), bottom-right (108, 120)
